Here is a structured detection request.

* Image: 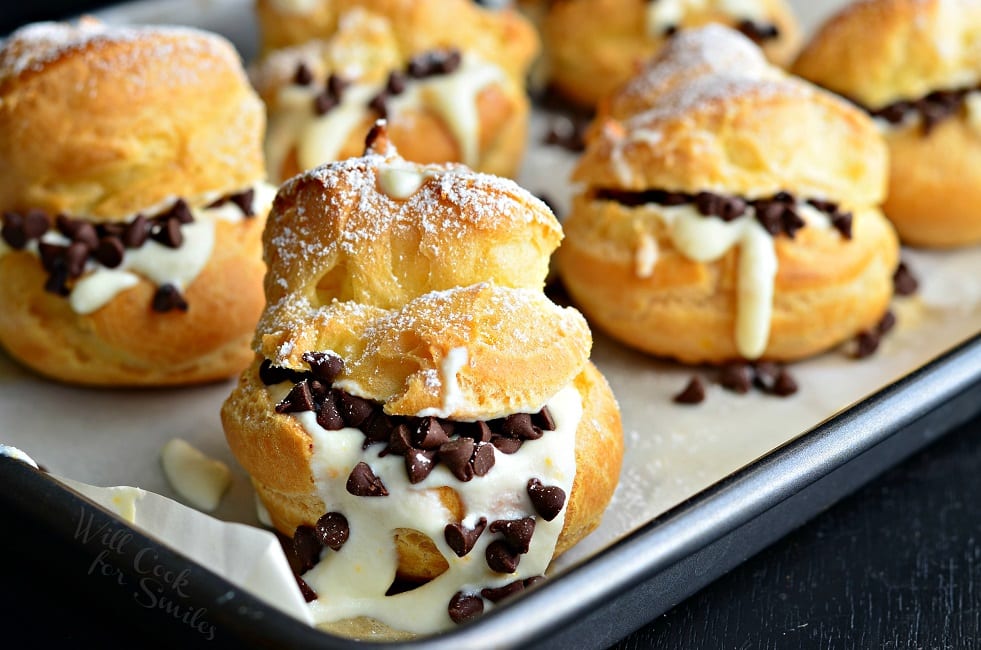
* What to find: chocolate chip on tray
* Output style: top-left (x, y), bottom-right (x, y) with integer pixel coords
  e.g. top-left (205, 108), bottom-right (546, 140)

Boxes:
top-left (485, 539), bottom-right (520, 573)
top-left (527, 478), bottom-right (566, 521)
top-left (445, 517), bottom-right (487, 557)
top-left (291, 525), bottom-right (323, 574)
top-left (771, 369), bottom-right (799, 397)
top-left (316, 512), bottom-right (350, 551)
top-left (673, 376), bottom-right (706, 404)
top-left (719, 362), bottom-right (753, 394)
top-left (346, 461), bottom-right (389, 497)
top-left (448, 592), bottom-right (484, 624)
top-left (489, 517), bottom-right (535, 554)
top-left (167, 199), bottom-right (195, 225)
top-left (893, 261), bottom-right (919, 296)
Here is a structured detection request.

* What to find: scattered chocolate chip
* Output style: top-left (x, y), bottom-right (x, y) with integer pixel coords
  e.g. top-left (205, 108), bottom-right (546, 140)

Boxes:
top-left (386, 423), bottom-right (413, 456)
top-left (772, 368), bottom-right (799, 397)
top-left (439, 438), bottom-right (476, 482)
top-left (405, 448), bottom-right (438, 484)
top-left (480, 580), bottom-right (524, 603)
top-left (781, 206), bottom-right (805, 239)
top-left (1, 212), bottom-right (28, 249)
top-left (229, 189), bottom-right (256, 217)
top-left (448, 592), bottom-right (484, 624)
top-left (830, 211), bottom-right (853, 239)
top-left (297, 576), bottom-right (318, 602)
top-left (326, 73), bottom-right (348, 99)
top-left (313, 91), bottom-right (337, 115)
top-left (151, 216), bottom-right (183, 248)
top-left (893, 261), bottom-right (919, 296)
top-left (471, 441), bottom-right (495, 477)
top-left (93, 236), bottom-right (124, 268)
top-left (673, 376), bottom-right (706, 404)
top-left (301, 350), bottom-right (344, 383)
top-left (877, 310), bottom-right (897, 336)
top-left (316, 391), bottom-right (345, 430)
top-left (752, 362), bottom-right (780, 393)
top-left (294, 62), bottom-right (314, 86)
top-left (502, 413), bottom-right (542, 440)
top-left (736, 20), bottom-right (780, 42)
top-left (367, 92), bottom-right (388, 118)
top-left (445, 517), bottom-right (487, 557)
top-left (122, 214), bottom-right (150, 248)
top-left (485, 540), bottom-right (520, 573)
top-left (719, 362), bottom-right (753, 394)
top-left (346, 461), bottom-right (388, 497)
top-left (489, 517), bottom-right (535, 554)
top-left (167, 199), bottom-right (195, 225)
top-left (65, 241), bottom-right (89, 278)
top-left (853, 330), bottom-right (882, 359)
top-left (316, 512), bottom-right (349, 551)
top-left (292, 525), bottom-right (323, 573)
top-left (415, 417), bottom-right (451, 449)
top-left (532, 407), bottom-right (556, 431)
top-left (527, 478), bottom-right (566, 521)
top-left (275, 379), bottom-right (316, 414)
top-left (386, 70), bottom-right (406, 95)
top-left (338, 392), bottom-right (375, 428)
top-left (491, 435), bottom-right (523, 455)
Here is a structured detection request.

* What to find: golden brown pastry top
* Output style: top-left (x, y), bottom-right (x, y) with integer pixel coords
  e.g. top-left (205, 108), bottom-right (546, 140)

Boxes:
top-left (258, 123), bottom-right (590, 419)
top-left (0, 19), bottom-right (265, 219)
top-left (576, 25), bottom-right (888, 207)
top-left (793, 0), bottom-right (981, 108)
top-left (255, 0), bottom-right (538, 82)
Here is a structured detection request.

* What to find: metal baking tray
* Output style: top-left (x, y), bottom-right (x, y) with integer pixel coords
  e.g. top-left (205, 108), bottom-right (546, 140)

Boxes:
top-left (2, 0), bottom-right (981, 647)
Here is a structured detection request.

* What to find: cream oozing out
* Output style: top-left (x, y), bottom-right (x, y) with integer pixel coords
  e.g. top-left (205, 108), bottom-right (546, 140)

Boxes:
top-left (416, 347), bottom-right (471, 419)
top-left (631, 201), bottom-right (831, 359)
top-left (646, 0), bottom-right (769, 36)
top-left (8, 182), bottom-right (276, 315)
top-left (265, 53), bottom-right (505, 181)
top-left (289, 383), bottom-right (581, 634)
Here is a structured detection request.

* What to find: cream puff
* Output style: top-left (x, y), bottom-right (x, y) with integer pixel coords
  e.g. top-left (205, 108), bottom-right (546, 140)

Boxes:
top-left (0, 20), bottom-right (275, 385)
top-left (557, 26), bottom-right (900, 364)
top-left (221, 123), bottom-right (623, 636)
top-left (793, 0), bottom-right (981, 247)
top-left (251, 0), bottom-right (538, 182)
top-left (536, 0), bottom-right (802, 107)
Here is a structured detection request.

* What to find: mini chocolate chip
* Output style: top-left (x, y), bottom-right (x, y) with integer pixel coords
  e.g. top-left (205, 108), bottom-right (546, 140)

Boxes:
top-left (313, 91), bottom-right (337, 115)
top-left (752, 362), bottom-right (780, 393)
top-left (326, 73), bottom-right (348, 99)
top-left (168, 199), bottom-right (195, 224)
top-left (673, 376), bottom-right (705, 404)
top-left (873, 102), bottom-right (909, 124)
top-left (527, 478), bottom-right (566, 521)
top-left (23, 210), bottom-right (50, 239)
top-left (471, 441), bottom-right (495, 477)
top-left (316, 391), bottom-right (345, 430)
top-left (292, 525), bottom-right (323, 573)
top-left (405, 449), bottom-right (438, 484)
top-left (436, 49), bottom-right (462, 74)
top-left (754, 201), bottom-right (785, 236)
top-left (275, 379), bottom-right (316, 414)
top-left (445, 517), bottom-right (487, 557)
top-left (94, 236), bottom-right (125, 268)
top-left (386, 423), bottom-right (413, 456)
top-left (480, 580), bottom-right (525, 603)
top-left (877, 310), bottom-right (897, 336)
top-left (365, 121), bottom-right (385, 149)
top-left (694, 191), bottom-right (722, 217)
top-left (502, 413), bottom-right (542, 440)
top-left (363, 412), bottom-right (394, 446)
top-left (38, 242), bottom-right (66, 273)
top-left (258, 359), bottom-right (305, 385)
top-left (74, 222), bottom-right (99, 249)
top-left (386, 70), bottom-right (407, 95)
top-left (491, 435), bottom-right (523, 454)
top-left (294, 62), bottom-right (313, 85)
top-left (368, 92), bottom-right (388, 118)
top-left (781, 206), bottom-right (805, 238)
top-left (486, 540), bottom-right (520, 573)
top-left (737, 20), bottom-right (780, 42)
top-left (415, 417), bottom-right (450, 449)
top-left (123, 214), bottom-right (150, 248)
top-left (808, 199), bottom-right (838, 213)
top-left (448, 592), bottom-right (484, 624)
top-left (893, 261), bottom-right (919, 296)
top-left (230, 189), bottom-right (256, 217)
top-left (489, 517), bottom-right (535, 554)
top-left (65, 241), bottom-right (89, 278)
top-left (774, 191), bottom-right (794, 203)
top-left (44, 264), bottom-right (70, 296)
top-left (316, 512), bottom-right (349, 551)
top-left (719, 196), bottom-right (747, 222)
top-left (719, 362), bottom-right (753, 394)
top-left (302, 351), bottom-right (345, 383)
top-left (532, 407), bottom-right (556, 431)
top-left (1, 212), bottom-right (27, 249)
top-left (831, 211), bottom-right (853, 239)
top-left (439, 438), bottom-right (476, 482)
top-left (346, 461), bottom-right (388, 496)
top-left (853, 330), bottom-right (881, 359)
top-left (338, 391), bottom-right (375, 428)
top-left (772, 369), bottom-right (798, 397)
top-left (151, 217), bottom-right (183, 248)
top-left (407, 53), bottom-right (433, 78)
top-left (297, 576), bottom-right (318, 602)
top-left (458, 420), bottom-right (491, 443)
top-left (663, 24), bottom-right (679, 37)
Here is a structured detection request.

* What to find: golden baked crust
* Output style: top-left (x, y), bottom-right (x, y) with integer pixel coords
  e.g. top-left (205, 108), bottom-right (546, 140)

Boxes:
top-left (793, 0), bottom-right (981, 247)
top-left (0, 20), bottom-right (270, 385)
top-left (255, 0), bottom-right (539, 81)
top-left (540, 0), bottom-right (801, 107)
top-left (0, 20), bottom-right (265, 218)
top-left (557, 25), bottom-right (899, 363)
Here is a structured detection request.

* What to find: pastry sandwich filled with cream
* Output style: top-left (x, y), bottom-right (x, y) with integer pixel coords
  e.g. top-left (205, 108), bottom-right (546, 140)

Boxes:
top-left (221, 123), bottom-right (623, 637)
top-left (0, 20), bottom-right (276, 385)
top-left (250, 0), bottom-right (538, 182)
top-left (557, 26), bottom-right (900, 364)
top-left (793, 0), bottom-right (981, 247)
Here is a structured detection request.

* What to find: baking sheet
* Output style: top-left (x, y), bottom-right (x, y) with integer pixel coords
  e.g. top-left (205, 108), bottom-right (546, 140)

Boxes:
top-left (2, 0), bottom-right (981, 621)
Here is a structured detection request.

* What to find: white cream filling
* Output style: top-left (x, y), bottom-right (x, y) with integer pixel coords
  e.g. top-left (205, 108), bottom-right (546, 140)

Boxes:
top-left (266, 53), bottom-right (504, 181)
top-left (646, 0), bottom-right (769, 36)
top-left (7, 182), bottom-right (276, 315)
top-left (377, 164), bottom-right (434, 200)
top-left (416, 347), bottom-right (470, 419)
top-left (160, 438), bottom-right (232, 512)
top-left (296, 383), bottom-right (582, 634)
top-left (634, 201), bottom-right (830, 359)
